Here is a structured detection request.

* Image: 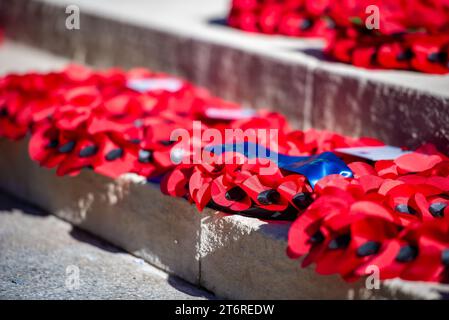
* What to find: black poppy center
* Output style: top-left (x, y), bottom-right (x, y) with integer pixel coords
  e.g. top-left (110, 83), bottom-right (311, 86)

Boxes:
top-left (105, 148), bottom-right (124, 161)
top-left (357, 241), bottom-right (381, 257)
top-left (395, 245), bottom-right (418, 263)
top-left (129, 138), bottom-right (142, 145)
top-left (225, 186), bottom-right (246, 201)
top-left (79, 145), bottom-right (98, 158)
top-left (328, 233), bottom-right (351, 250)
top-left (58, 141), bottom-right (76, 154)
top-left (299, 19), bottom-right (313, 31)
top-left (257, 189), bottom-right (280, 205)
top-left (441, 249), bottom-right (449, 267)
top-left (0, 107), bottom-right (8, 117)
top-left (309, 230), bottom-right (325, 244)
top-left (427, 52), bottom-right (447, 64)
top-left (292, 192), bottom-right (313, 209)
top-left (396, 49), bottom-right (414, 61)
top-left (429, 202), bottom-right (447, 218)
top-left (160, 140), bottom-right (176, 146)
top-left (395, 204), bottom-right (416, 215)
top-left (46, 139), bottom-right (59, 149)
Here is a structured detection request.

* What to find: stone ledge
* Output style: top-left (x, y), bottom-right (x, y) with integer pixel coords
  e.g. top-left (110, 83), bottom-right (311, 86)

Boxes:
top-left (2, 138), bottom-right (449, 299)
top-left (1, 0), bottom-right (449, 152)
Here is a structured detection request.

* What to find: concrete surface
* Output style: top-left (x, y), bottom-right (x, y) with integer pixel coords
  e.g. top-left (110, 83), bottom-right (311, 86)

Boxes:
top-left (2, 138), bottom-right (449, 299)
top-left (0, 41), bottom-right (68, 74)
top-left (1, 0), bottom-right (449, 152)
top-left (0, 192), bottom-right (214, 300)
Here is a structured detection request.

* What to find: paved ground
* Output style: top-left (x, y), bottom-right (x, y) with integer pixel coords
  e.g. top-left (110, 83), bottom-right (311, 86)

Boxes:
top-left (0, 192), bottom-right (214, 300)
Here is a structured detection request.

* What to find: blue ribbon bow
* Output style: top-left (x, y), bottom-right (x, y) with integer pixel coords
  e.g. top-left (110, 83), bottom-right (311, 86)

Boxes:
top-left (206, 142), bottom-right (353, 188)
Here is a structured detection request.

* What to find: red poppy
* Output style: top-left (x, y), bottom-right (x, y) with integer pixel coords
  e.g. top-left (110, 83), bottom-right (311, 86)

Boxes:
top-left (91, 135), bottom-right (138, 179)
top-left (352, 46), bottom-right (378, 68)
top-left (377, 42), bottom-right (413, 70)
top-left (409, 35), bottom-right (449, 74)
top-left (277, 174), bottom-right (313, 210)
top-left (211, 175), bottom-right (252, 212)
top-left (394, 151), bottom-right (444, 173)
top-left (227, 0), bottom-right (449, 74)
top-left (399, 218), bottom-right (449, 282)
top-left (258, 4), bottom-right (283, 34)
top-left (28, 124), bottom-right (77, 169)
top-left (160, 164), bottom-right (194, 198)
top-left (55, 134), bottom-right (103, 176)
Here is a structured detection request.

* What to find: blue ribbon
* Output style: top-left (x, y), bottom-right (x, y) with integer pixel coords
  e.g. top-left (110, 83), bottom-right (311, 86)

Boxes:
top-left (206, 142), bottom-right (353, 188)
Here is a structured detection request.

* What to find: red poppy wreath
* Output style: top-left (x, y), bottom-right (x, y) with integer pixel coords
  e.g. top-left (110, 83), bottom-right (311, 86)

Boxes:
top-left (228, 0), bottom-right (449, 74)
top-left (1, 64), bottom-right (449, 284)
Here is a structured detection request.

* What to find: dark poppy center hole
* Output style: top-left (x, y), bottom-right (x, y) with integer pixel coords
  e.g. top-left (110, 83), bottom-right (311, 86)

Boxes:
top-left (328, 233), bottom-right (351, 250)
top-left (46, 139), bottom-right (59, 149)
top-left (225, 186), bottom-right (246, 201)
top-left (396, 49), bottom-right (414, 61)
top-left (257, 189), bottom-right (280, 205)
top-left (428, 52), bottom-right (447, 64)
top-left (395, 204), bottom-right (416, 215)
top-left (441, 249), bottom-right (449, 267)
top-left (429, 202), bottom-right (447, 218)
top-left (105, 148), bottom-right (124, 161)
top-left (79, 145), bottom-right (98, 158)
top-left (129, 139), bottom-right (142, 145)
top-left (160, 140), bottom-right (175, 146)
top-left (299, 19), bottom-right (313, 31)
top-left (356, 241), bottom-right (381, 257)
top-left (292, 192), bottom-right (313, 209)
top-left (58, 141), bottom-right (76, 154)
top-left (0, 107), bottom-right (8, 117)
top-left (309, 230), bottom-right (325, 244)
top-left (395, 245), bottom-right (418, 263)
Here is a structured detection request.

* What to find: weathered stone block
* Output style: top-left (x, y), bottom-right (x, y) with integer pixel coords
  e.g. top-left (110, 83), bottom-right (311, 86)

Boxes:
top-left (2, 138), bottom-right (449, 299)
top-left (0, 139), bottom-right (201, 284)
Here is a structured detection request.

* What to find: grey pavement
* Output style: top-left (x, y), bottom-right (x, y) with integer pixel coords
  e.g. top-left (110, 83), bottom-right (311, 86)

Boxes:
top-left (0, 192), bottom-right (214, 300)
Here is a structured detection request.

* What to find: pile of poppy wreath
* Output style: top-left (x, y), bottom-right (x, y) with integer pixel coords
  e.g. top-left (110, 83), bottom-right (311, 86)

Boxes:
top-left (228, 0), bottom-right (449, 74)
top-left (1, 65), bottom-right (449, 284)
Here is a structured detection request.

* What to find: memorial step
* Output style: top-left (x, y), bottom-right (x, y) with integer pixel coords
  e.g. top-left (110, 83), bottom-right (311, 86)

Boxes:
top-left (1, 0), bottom-right (448, 152)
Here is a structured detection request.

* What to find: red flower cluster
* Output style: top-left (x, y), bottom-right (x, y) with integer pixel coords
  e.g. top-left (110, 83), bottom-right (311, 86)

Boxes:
top-left (228, 0), bottom-right (449, 74)
top-left (2, 65), bottom-right (449, 284)
top-left (1, 65), bottom-right (240, 178)
top-left (288, 145), bottom-right (449, 283)
top-left (162, 124), bottom-right (384, 220)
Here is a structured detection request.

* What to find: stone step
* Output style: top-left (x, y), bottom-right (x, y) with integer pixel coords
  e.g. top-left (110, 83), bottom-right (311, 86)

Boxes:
top-left (2, 137), bottom-right (449, 299)
top-left (0, 192), bottom-right (214, 300)
top-left (1, 0), bottom-right (449, 152)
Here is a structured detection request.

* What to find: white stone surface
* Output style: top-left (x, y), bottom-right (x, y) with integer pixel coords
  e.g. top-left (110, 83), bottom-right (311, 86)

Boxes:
top-left (0, 41), bottom-right (68, 73)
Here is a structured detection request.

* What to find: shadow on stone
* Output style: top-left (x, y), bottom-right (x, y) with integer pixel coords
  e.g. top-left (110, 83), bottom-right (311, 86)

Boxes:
top-left (296, 47), bottom-right (331, 62)
top-left (0, 189), bottom-right (49, 216)
top-left (168, 275), bottom-right (216, 299)
top-left (69, 226), bottom-right (122, 254)
top-left (207, 16), bottom-right (229, 27)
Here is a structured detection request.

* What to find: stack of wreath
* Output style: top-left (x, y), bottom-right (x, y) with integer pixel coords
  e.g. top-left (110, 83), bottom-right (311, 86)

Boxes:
top-left (228, 0), bottom-right (449, 74)
top-left (1, 65), bottom-right (448, 284)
